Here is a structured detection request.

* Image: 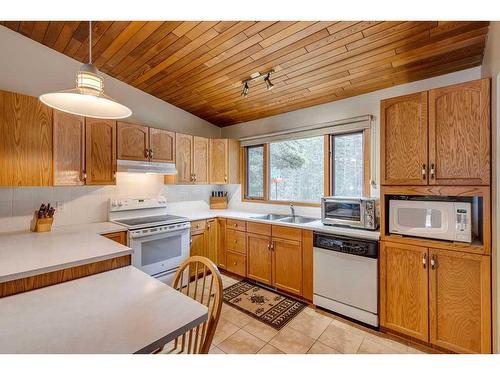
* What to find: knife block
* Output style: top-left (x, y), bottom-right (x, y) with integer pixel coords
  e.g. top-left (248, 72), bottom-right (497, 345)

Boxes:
top-left (210, 196), bottom-right (228, 209)
top-left (31, 211), bottom-right (54, 232)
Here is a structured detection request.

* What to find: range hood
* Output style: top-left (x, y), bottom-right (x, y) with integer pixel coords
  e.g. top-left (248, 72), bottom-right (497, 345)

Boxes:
top-left (117, 159), bottom-right (177, 175)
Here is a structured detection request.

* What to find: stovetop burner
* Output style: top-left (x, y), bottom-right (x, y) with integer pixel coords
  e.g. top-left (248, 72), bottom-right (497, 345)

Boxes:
top-left (114, 214), bottom-right (188, 228)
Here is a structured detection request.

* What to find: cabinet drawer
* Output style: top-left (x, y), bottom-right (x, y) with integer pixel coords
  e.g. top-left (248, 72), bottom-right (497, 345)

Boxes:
top-left (227, 219), bottom-right (246, 232)
top-left (226, 229), bottom-right (246, 254)
top-left (272, 225), bottom-right (302, 241)
top-left (191, 220), bottom-right (206, 233)
top-left (226, 251), bottom-right (246, 277)
top-left (247, 221), bottom-right (271, 236)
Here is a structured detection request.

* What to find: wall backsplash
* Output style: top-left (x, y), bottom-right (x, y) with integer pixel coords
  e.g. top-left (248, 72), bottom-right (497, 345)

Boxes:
top-left (0, 174), bottom-right (233, 233)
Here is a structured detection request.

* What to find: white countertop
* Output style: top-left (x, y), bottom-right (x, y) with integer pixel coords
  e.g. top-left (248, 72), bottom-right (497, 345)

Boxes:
top-left (0, 266), bottom-right (208, 354)
top-left (181, 209), bottom-right (380, 241)
top-left (0, 222), bottom-right (130, 283)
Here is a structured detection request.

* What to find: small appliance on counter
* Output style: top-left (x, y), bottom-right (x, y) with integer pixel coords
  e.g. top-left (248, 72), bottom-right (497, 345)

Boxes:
top-left (313, 232), bottom-right (379, 327)
top-left (210, 190), bottom-right (228, 209)
top-left (321, 196), bottom-right (379, 230)
top-left (31, 203), bottom-right (55, 232)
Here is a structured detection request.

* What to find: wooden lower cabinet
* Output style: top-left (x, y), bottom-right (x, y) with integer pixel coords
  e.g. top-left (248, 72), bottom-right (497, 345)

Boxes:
top-left (189, 219), bottom-right (218, 271)
top-left (206, 219), bottom-right (218, 264)
top-left (273, 238), bottom-right (303, 296)
top-left (380, 241), bottom-right (429, 342)
top-left (217, 218), bottom-right (226, 269)
top-left (226, 251), bottom-right (246, 277)
top-left (247, 233), bottom-right (273, 284)
top-left (102, 231), bottom-right (127, 246)
top-left (380, 240), bottom-right (492, 353)
top-left (429, 248), bottom-right (491, 353)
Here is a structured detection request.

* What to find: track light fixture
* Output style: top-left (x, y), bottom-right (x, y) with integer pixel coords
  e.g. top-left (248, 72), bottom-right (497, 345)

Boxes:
top-left (240, 69), bottom-right (275, 98)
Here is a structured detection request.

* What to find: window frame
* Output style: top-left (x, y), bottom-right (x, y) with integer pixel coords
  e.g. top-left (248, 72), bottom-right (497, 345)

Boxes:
top-left (241, 130), bottom-right (370, 206)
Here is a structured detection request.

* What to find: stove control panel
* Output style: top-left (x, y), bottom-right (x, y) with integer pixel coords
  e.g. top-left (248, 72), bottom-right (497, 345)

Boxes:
top-left (130, 221), bottom-right (191, 238)
top-left (110, 196), bottom-right (167, 211)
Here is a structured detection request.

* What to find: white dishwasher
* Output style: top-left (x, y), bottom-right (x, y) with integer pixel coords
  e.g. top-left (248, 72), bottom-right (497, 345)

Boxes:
top-left (313, 232), bottom-right (379, 327)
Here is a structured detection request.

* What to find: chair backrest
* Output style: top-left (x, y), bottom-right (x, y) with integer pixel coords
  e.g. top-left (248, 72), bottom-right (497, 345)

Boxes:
top-left (171, 256), bottom-right (223, 354)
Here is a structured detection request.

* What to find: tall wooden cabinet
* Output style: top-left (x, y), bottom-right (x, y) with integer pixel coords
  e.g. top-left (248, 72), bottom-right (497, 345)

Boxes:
top-left (175, 133), bottom-right (194, 184)
top-left (381, 79), bottom-right (490, 186)
top-left (0, 90), bottom-right (53, 186)
top-left (53, 111), bottom-right (85, 186)
top-left (85, 118), bottom-right (117, 185)
top-left (380, 241), bottom-right (491, 353)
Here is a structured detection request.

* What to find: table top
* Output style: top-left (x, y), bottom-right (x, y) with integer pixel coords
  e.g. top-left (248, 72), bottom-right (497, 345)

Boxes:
top-left (0, 266), bottom-right (208, 353)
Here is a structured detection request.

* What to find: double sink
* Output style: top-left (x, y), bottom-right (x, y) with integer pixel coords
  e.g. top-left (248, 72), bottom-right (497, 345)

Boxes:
top-left (250, 213), bottom-right (317, 224)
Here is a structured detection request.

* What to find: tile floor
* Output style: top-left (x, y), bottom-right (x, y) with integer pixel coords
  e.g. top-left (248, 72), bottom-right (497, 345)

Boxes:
top-left (207, 273), bottom-right (426, 354)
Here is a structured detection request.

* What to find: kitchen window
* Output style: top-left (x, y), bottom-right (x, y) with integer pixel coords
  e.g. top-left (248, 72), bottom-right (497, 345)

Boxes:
top-left (243, 129), bottom-right (370, 205)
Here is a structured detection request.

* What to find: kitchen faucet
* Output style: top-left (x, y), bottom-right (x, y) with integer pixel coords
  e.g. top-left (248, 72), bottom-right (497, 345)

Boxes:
top-left (290, 204), bottom-right (295, 217)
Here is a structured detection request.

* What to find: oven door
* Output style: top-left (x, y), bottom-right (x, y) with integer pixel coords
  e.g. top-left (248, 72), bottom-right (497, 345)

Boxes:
top-left (129, 228), bottom-right (190, 277)
top-left (322, 199), bottom-right (364, 228)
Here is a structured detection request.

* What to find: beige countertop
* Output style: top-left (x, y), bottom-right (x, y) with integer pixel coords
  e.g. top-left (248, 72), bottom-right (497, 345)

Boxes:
top-left (177, 209), bottom-right (380, 241)
top-left (0, 221), bottom-right (130, 283)
top-left (0, 266), bottom-right (208, 354)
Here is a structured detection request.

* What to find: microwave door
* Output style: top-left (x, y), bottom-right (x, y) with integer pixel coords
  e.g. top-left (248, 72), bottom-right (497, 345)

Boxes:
top-left (389, 201), bottom-right (454, 241)
top-left (324, 201), bottom-right (362, 226)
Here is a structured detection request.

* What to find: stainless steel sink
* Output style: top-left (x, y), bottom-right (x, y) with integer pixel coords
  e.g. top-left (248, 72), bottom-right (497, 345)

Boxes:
top-left (277, 216), bottom-right (317, 224)
top-left (251, 213), bottom-right (290, 221)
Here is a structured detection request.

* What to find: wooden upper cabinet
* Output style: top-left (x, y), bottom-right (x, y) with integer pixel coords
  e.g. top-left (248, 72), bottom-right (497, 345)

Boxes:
top-left (117, 122), bottom-right (149, 161)
top-left (273, 238), bottom-right (303, 296)
top-left (175, 133), bottom-right (193, 184)
top-left (379, 241), bottom-right (429, 342)
top-left (429, 248), bottom-right (491, 353)
top-left (193, 136), bottom-right (209, 184)
top-left (227, 139), bottom-right (240, 184)
top-left (428, 79), bottom-right (490, 185)
top-left (247, 233), bottom-right (273, 285)
top-left (85, 118), bottom-right (117, 185)
top-left (209, 138), bottom-right (228, 184)
top-left (53, 110), bottom-right (85, 186)
top-left (0, 90), bottom-right (53, 186)
top-left (381, 91), bottom-right (428, 185)
top-left (149, 128), bottom-right (175, 163)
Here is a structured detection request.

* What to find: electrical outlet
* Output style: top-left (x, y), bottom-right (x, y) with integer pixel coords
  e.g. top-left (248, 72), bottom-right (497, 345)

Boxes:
top-left (55, 201), bottom-right (65, 212)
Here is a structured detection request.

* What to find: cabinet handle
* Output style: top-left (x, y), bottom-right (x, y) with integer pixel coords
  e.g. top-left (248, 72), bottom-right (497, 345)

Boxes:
top-left (423, 253), bottom-right (427, 269)
top-left (144, 149), bottom-right (150, 158)
top-left (270, 242), bottom-right (275, 251)
top-left (81, 171), bottom-right (87, 182)
top-left (113, 171), bottom-right (116, 180)
top-left (193, 174), bottom-right (197, 182)
top-left (234, 240), bottom-right (237, 244)
top-left (233, 261), bottom-right (237, 266)
top-left (224, 174), bottom-right (227, 182)
top-left (234, 223), bottom-right (237, 228)
top-left (431, 255), bottom-right (437, 270)
top-left (149, 148), bottom-right (153, 158)
top-left (267, 242), bottom-right (271, 250)
top-left (430, 163), bottom-right (435, 179)
top-left (422, 164), bottom-right (426, 180)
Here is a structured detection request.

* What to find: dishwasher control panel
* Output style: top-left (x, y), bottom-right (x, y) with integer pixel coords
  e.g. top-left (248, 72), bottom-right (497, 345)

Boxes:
top-left (313, 233), bottom-right (378, 259)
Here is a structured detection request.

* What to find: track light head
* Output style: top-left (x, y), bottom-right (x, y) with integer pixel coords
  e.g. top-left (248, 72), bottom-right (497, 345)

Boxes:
top-left (264, 74), bottom-right (274, 90)
top-left (241, 82), bottom-right (249, 98)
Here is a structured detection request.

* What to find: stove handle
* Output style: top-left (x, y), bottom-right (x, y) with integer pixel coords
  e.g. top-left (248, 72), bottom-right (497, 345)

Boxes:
top-left (129, 227), bottom-right (190, 240)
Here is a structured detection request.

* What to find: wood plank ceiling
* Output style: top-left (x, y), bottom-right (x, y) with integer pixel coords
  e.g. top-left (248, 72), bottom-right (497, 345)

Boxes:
top-left (0, 21), bottom-right (489, 127)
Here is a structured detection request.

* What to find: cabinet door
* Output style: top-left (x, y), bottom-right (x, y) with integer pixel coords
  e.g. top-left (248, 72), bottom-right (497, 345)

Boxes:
top-left (429, 79), bottom-right (490, 185)
top-left (0, 90), bottom-right (53, 186)
top-left (150, 128), bottom-right (175, 163)
top-left (429, 248), bottom-right (491, 353)
top-left (273, 238), bottom-right (302, 295)
top-left (117, 122), bottom-right (149, 161)
top-left (175, 133), bottom-right (193, 184)
top-left (53, 110), bottom-right (85, 186)
top-left (190, 231), bottom-right (206, 277)
top-left (193, 136), bottom-right (209, 184)
top-left (209, 138), bottom-right (228, 184)
top-left (206, 219), bottom-right (218, 265)
top-left (85, 118), bottom-right (117, 185)
top-left (379, 241), bottom-right (429, 341)
top-left (247, 233), bottom-right (273, 285)
top-left (227, 139), bottom-right (240, 184)
top-left (380, 92), bottom-right (428, 185)
top-left (217, 218), bottom-right (226, 269)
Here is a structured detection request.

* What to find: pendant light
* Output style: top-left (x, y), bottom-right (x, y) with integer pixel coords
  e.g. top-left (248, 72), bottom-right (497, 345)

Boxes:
top-left (39, 21), bottom-right (132, 119)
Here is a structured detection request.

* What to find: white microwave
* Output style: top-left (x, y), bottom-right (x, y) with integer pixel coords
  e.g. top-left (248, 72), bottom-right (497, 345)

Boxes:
top-left (389, 200), bottom-right (471, 243)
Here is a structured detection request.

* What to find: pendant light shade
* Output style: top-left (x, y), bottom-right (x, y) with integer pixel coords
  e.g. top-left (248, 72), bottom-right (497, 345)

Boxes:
top-left (39, 22), bottom-right (132, 119)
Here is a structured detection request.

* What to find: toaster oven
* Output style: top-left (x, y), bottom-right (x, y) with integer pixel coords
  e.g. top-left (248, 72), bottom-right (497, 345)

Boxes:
top-left (321, 197), bottom-right (379, 230)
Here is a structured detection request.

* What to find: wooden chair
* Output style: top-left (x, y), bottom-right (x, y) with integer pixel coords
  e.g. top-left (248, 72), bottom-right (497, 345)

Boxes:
top-left (156, 256), bottom-right (223, 354)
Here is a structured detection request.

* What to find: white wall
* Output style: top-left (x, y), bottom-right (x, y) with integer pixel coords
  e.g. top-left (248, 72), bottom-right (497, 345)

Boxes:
top-left (0, 25), bottom-right (220, 138)
top-left (482, 21), bottom-right (500, 354)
